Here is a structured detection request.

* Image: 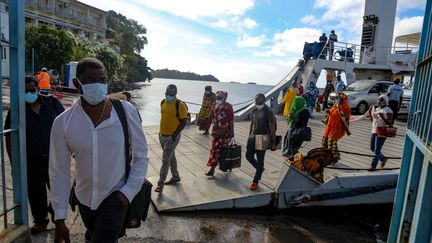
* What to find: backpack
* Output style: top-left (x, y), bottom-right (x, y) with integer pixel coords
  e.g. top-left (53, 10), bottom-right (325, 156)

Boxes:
top-left (161, 99), bottom-right (191, 122)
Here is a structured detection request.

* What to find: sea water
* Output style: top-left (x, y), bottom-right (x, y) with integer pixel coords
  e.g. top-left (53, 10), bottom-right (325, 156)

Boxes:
top-left (130, 78), bottom-right (272, 126)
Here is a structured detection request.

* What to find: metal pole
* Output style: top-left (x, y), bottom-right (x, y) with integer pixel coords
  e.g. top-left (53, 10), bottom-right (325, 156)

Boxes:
top-left (9, 0), bottom-right (28, 226)
top-left (31, 48), bottom-right (35, 75)
top-left (0, 1), bottom-right (6, 229)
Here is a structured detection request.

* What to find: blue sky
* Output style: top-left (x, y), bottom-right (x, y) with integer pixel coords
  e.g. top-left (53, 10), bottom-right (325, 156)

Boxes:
top-left (81, 0), bottom-right (426, 85)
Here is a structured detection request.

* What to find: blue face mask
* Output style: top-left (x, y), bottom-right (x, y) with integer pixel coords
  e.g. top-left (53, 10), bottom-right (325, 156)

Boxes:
top-left (79, 81), bottom-right (107, 105)
top-left (25, 92), bottom-right (38, 104)
top-left (166, 95), bottom-right (175, 102)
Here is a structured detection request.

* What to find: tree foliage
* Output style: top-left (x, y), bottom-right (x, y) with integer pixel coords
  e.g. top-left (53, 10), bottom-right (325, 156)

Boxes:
top-left (72, 38), bottom-right (124, 84)
top-left (152, 69), bottom-right (219, 82)
top-left (107, 11), bottom-right (152, 83)
top-left (25, 24), bottom-right (75, 71)
top-left (25, 11), bottom-right (152, 92)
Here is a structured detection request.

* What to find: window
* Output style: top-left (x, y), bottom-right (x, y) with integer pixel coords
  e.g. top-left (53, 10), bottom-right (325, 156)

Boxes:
top-left (369, 85), bottom-right (380, 94)
top-left (2, 47), bottom-right (7, 60)
top-left (382, 83), bottom-right (391, 92)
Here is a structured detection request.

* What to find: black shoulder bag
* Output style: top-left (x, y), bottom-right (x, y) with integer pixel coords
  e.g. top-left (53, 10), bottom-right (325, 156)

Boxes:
top-left (110, 98), bottom-right (153, 229)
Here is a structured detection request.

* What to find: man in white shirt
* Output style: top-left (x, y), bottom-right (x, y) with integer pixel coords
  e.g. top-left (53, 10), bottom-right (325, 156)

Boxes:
top-left (49, 58), bottom-right (148, 243)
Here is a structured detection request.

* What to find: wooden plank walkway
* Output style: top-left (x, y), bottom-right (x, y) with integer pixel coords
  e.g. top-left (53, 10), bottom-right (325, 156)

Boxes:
top-left (144, 113), bottom-right (406, 192)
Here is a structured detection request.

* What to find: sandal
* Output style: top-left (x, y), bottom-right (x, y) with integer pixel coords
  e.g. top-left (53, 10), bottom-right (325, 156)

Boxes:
top-left (154, 186), bottom-right (163, 193)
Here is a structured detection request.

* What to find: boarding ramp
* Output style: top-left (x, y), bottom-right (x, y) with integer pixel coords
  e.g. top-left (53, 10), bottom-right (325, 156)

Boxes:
top-left (234, 59), bottom-right (319, 121)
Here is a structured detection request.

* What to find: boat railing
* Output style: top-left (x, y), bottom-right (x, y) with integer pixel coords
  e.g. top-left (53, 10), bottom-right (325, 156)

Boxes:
top-left (312, 41), bottom-right (418, 65)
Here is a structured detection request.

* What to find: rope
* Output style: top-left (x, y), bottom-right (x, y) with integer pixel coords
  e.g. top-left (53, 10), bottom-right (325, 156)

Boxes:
top-left (325, 166), bottom-right (400, 171)
top-left (336, 150), bottom-right (402, 160)
top-left (183, 99), bottom-right (255, 107)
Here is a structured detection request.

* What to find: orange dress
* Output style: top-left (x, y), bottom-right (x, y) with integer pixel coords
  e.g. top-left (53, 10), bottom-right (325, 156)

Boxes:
top-left (323, 99), bottom-right (351, 140)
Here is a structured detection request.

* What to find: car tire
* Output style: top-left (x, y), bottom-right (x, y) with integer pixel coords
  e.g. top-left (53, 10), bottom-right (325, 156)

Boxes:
top-left (357, 101), bottom-right (368, 115)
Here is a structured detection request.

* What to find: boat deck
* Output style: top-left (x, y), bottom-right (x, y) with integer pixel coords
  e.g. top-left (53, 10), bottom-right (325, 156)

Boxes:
top-left (145, 113), bottom-right (406, 212)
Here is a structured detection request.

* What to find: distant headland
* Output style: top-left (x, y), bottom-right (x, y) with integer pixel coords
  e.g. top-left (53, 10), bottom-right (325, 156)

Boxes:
top-left (152, 69), bottom-right (219, 82)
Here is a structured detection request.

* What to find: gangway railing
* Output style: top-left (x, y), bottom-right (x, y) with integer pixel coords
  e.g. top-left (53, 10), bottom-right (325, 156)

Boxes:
top-left (306, 41), bottom-right (418, 66)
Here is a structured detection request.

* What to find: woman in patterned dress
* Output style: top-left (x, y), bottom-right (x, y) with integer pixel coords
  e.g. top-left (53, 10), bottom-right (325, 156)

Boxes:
top-left (197, 86), bottom-right (216, 135)
top-left (205, 91), bottom-right (234, 176)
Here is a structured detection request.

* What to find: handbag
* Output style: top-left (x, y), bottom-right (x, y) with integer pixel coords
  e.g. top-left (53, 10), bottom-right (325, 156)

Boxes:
top-left (111, 98), bottom-right (152, 229)
top-left (255, 134), bottom-right (270, 150)
top-left (321, 113), bottom-right (329, 125)
top-left (315, 102), bottom-right (321, 112)
top-left (291, 127), bottom-right (312, 142)
top-left (219, 139), bottom-right (242, 172)
top-left (385, 127), bottom-right (397, 138)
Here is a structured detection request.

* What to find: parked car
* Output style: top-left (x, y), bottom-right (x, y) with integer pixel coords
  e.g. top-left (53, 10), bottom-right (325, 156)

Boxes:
top-left (399, 87), bottom-right (413, 115)
top-left (328, 79), bottom-right (393, 114)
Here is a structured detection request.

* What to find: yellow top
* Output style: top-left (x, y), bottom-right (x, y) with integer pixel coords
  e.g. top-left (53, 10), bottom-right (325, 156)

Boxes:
top-left (160, 97), bottom-right (188, 136)
top-left (279, 87), bottom-right (297, 117)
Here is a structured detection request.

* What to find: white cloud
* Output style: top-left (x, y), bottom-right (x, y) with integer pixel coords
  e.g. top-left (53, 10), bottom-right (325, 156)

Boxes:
top-left (256, 27), bottom-right (321, 57)
top-left (135, 0), bottom-right (255, 20)
top-left (301, 14), bottom-right (320, 26)
top-left (198, 37), bottom-right (214, 45)
top-left (210, 19), bottom-right (229, 28)
top-left (236, 34), bottom-right (266, 48)
top-left (394, 16), bottom-right (424, 40)
top-left (243, 18), bottom-right (258, 29)
top-left (397, 0), bottom-right (426, 12)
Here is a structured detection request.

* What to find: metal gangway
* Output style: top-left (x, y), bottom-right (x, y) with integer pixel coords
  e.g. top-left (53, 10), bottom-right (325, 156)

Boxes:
top-left (234, 39), bottom-right (419, 121)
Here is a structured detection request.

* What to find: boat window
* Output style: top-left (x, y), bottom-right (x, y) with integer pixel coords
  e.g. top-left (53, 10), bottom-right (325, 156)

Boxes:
top-left (345, 81), bottom-right (372, 92)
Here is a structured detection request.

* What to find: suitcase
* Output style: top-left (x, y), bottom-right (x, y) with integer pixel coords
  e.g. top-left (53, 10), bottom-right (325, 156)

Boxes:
top-left (219, 142), bottom-right (241, 172)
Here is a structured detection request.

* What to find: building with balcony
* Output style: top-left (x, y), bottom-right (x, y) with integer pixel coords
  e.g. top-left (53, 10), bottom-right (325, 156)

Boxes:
top-left (24, 0), bottom-right (107, 42)
top-left (0, 0), bottom-right (108, 79)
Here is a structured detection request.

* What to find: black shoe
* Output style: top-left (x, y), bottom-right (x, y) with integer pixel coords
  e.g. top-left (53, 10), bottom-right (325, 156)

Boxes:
top-left (205, 168), bottom-right (215, 176)
top-left (30, 219), bottom-right (49, 234)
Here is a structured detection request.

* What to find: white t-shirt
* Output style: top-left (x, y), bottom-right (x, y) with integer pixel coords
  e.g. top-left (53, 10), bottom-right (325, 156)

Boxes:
top-left (371, 106), bottom-right (393, 133)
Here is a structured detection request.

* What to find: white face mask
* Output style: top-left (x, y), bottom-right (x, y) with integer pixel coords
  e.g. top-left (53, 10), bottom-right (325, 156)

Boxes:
top-left (255, 104), bottom-right (264, 110)
top-left (215, 100), bottom-right (223, 105)
top-left (79, 80), bottom-right (107, 105)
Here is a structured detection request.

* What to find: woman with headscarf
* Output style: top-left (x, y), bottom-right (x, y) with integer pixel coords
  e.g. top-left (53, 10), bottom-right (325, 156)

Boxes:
top-left (322, 92), bottom-right (351, 162)
top-left (367, 95), bottom-right (393, 171)
top-left (197, 86), bottom-right (216, 135)
top-left (304, 81), bottom-right (320, 117)
top-left (282, 96), bottom-right (310, 157)
top-left (279, 82), bottom-right (298, 117)
top-left (205, 91), bottom-right (234, 176)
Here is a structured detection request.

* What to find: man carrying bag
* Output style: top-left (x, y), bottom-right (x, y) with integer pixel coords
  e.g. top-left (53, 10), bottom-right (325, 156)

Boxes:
top-left (49, 58), bottom-right (149, 243)
top-left (246, 94), bottom-right (276, 191)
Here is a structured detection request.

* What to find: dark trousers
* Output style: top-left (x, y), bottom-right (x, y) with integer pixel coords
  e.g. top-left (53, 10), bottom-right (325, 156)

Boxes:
top-left (246, 137), bottom-right (266, 183)
top-left (78, 191), bottom-right (129, 243)
top-left (27, 155), bottom-right (51, 224)
top-left (323, 94), bottom-right (330, 109)
top-left (370, 133), bottom-right (387, 168)
top-left (388, 100), bottom-right (399, 123)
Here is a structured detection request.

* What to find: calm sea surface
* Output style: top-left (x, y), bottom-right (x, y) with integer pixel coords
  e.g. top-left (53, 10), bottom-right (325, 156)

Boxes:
top-left (130, 78), bottom-right (272, 126)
